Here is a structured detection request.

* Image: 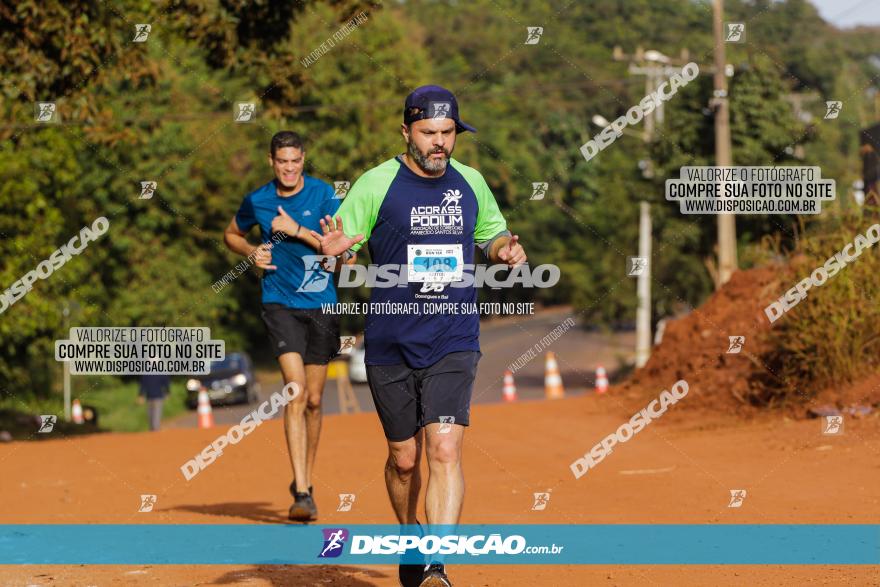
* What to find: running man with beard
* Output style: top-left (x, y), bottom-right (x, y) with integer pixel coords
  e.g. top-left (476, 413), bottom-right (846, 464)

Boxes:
top-left (311, 86), bottom-right (526, 587)
top-left (224, 131), bottom-right (344, 522)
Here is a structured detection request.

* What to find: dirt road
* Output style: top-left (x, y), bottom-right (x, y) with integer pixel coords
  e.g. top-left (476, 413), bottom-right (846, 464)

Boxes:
top-left (167, 307), bottom-right (635, 428)
top-left (2, 384), bottom-right (878, 585)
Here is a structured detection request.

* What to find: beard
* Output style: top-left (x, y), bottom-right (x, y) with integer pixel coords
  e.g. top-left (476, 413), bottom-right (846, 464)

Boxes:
top-left (407, 139), bottom-right (451, 174)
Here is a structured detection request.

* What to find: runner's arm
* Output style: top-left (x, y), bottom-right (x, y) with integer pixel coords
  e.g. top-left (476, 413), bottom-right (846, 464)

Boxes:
top-left (340, 250), bottom-right (358, 265)
top-left (271, 206), bottom-right (323, 251)
top-left (469, 170), bottom-right (525, 265)
top-left (296, 229), bottom-right (323, 251)
top-left (483, 233), bottom-right (512, 262)
top-left (325, 249), bottom-right (358, 274)
top-left (224, 218), bottom-right (276, 270)
top-left (486, 234), bottom-right (527, 266)
top-left (312, 182), bottom-right (377, 256)
top-left (312, 163), bottom-right (397, 256)
top-left (320, 185), bottom-right (359, 264)
top-left (223, 217), bottom-right (258, 257)
top-left (226, 195), bottom-right (260, 257)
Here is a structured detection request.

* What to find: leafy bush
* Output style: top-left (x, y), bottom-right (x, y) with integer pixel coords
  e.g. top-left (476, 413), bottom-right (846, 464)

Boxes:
top-left (751, 210), bottom-right (880, 405)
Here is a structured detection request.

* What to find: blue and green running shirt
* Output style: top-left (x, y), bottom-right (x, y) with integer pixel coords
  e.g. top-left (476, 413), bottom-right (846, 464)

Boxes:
top-left (336, 156), bottom-right (508, 368)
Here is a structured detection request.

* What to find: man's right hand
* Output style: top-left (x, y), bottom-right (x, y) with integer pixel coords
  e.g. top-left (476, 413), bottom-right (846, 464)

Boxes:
top-left (252, 243), bottom-right (277, 270)
top-left (310, 215), bottom-right (364, 257)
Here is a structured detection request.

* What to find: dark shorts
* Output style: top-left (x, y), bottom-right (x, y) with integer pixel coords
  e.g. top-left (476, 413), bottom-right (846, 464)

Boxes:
top-left (366, 351), bottom-right (481, 442)
top-left (260, 304), bottom-right (341, 364)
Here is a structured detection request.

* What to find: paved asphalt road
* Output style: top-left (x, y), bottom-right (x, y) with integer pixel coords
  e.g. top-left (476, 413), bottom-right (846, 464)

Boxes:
top-left (168, 307), bottom-right (634, 428)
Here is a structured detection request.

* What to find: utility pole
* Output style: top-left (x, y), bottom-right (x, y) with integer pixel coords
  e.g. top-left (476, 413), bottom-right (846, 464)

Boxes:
top-left (612, 46), bottom-right (685, 368)
top-left (613, 46), bottom-right (692, 143)
top-left (635, 202), bottom-right (652, 368)
top-left (713, 0), bottom-right (737, 286)
top-left (644, 72), bottom-right (655, 140)
top-left (611, 26), bottom-right (736, 366)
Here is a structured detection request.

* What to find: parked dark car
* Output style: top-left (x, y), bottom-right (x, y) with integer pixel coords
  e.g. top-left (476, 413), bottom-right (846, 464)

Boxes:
top-left (185, 352), bottom-right (260, 409)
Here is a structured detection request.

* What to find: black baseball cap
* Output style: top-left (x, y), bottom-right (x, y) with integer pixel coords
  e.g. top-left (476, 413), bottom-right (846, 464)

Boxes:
top-left (403, 85), bottom-right (476, 133)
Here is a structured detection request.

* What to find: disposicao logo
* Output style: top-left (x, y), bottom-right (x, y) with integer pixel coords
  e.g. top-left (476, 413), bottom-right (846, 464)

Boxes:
top-left (319, 528), bottom-right (349, 558)
top-left (298, 255), bottom-right (337, 293)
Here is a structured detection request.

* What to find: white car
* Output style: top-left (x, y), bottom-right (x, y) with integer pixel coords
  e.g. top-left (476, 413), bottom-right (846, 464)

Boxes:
top-left (348, 339), bottom-right (367, 383)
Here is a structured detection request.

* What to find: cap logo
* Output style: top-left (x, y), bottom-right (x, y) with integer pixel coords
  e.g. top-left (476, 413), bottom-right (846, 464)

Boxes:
top-left (430, 102), bottom-right (451, 119)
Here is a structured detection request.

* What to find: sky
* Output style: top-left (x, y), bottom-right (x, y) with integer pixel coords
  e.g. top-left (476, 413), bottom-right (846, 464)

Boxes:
top-left (810, 0), bottom-right (880, 27)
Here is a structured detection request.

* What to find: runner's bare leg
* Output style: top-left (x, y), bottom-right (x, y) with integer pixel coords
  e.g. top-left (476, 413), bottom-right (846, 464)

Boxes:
top-left (278, 352), bottom-right (308, 493)
top-left (303, 363), bottom-right (329, 487)
top-left (424, 422), bottom-right (464, 525)
top-left (385, 429), bottom-right (423, 524)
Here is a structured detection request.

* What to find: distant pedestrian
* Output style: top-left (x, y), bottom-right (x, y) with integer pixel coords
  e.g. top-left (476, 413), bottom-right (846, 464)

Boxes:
top-left (139, 374), bottom-right (170, 431)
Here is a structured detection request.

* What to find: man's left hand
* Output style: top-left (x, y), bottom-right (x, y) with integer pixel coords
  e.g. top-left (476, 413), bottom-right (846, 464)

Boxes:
top-left (498, 234), bottom-right (527, 267)
top-left (271, 206), bottom-right (300, 237)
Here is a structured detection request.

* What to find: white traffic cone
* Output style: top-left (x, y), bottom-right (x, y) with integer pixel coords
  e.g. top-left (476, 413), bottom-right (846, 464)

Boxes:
top-left (502, 370), bottom-right (518, 402)
top-left (197, 389), bottom-right (214, 429)
top-left (544, 352), bottom-right (564, 399)
top-left (71, 399), bottom-right (84, 424)
top-left (595, 365), bottom-right (609, 394)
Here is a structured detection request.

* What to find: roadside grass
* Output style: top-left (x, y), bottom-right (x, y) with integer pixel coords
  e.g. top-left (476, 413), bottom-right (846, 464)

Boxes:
top-left (0, 376), bottom-right (188, 438)
top-left (751, 210), bottom-right (880, 405)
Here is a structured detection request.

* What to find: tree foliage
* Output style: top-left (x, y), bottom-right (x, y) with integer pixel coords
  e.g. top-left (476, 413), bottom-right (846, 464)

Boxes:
top-left (1, 0), bottom-right (877, 395)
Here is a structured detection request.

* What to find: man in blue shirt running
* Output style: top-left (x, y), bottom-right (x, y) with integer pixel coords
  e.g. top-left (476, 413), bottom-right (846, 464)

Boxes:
top-left (223, 131), bottom-right (344, 521)
top-left (313, 87), bottom-right (526, 587)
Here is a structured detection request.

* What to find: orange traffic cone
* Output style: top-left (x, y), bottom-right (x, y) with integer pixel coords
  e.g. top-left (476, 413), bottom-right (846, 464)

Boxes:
top-left (595, 365), bottom-right (609, 394)
top-left (544, 352), bottom-right (564, 399)
top-left (197, 389), bottom-right (214, 429)
top-left (502, 370), bottom-right (518, 402)
top-left (71, 399), bottom-right (84, 424)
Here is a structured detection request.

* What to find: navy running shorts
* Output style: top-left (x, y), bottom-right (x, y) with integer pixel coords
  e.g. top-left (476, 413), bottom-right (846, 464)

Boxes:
top-left (260, 304), bottom-right (340, 364)
top-left (366, 351), bottom-right (481, 441)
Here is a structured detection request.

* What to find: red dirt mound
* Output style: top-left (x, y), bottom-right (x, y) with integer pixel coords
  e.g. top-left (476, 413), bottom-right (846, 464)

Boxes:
top-left (619, 265), bottom-right (782, 417)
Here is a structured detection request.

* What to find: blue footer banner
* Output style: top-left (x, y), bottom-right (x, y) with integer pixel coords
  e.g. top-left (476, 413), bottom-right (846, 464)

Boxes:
top-left (1, 525), bottom-right (878, 565)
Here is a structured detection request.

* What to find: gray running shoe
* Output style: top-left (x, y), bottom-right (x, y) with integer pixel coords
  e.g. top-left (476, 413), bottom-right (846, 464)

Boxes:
top-left (288, 491), bottom-right (317, 521)
top-left (419, 563), bottom-right (452, 587)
